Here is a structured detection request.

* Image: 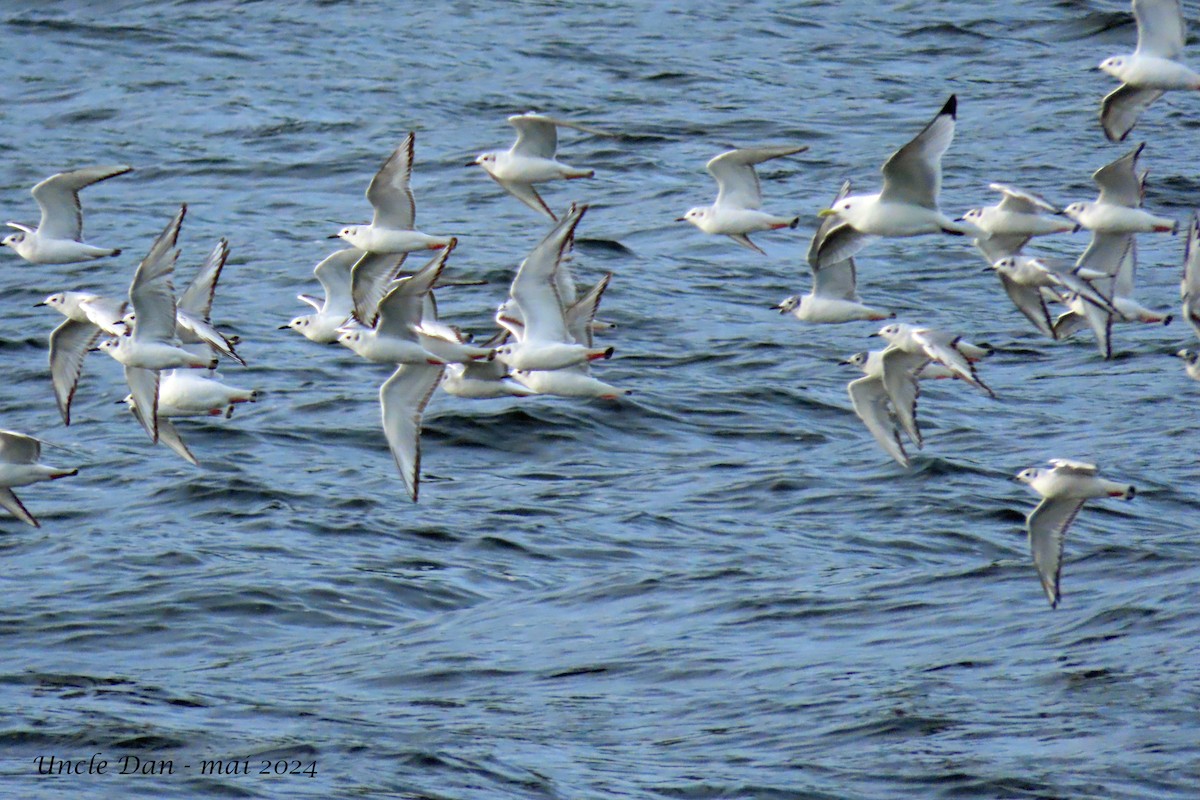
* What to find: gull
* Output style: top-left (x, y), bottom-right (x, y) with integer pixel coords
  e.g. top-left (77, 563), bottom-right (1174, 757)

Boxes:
top-left (331, 132), bottom-right (452, 253)
top-left (380, 362), bottom-right (446, 502)
top-left (842, 347), bottom-right (935, 467)
top-left (493, 205), bottom-right (614, 371)
top-left (121, 238), bottom-right (245, 365)
top-left (472, 113), bottom-right (608, 220)
top-left (1175, 349), bottom-right (1200, 379)
top-left (1015, 459), bottom-right (1136, 608)
top-left (2, 164), bottom-right (131, 264)
top-left (1181, 211), bottom-right (1200, 339)
top-left (511, 273), bottom-right (629, 399)
top-left (97, 206), bottom-right (216, 444)
top-left (988, 255), bottom-right (1117, 340)
top-left (961, 183), bottom-right (1075, 263)
top-left (815, 96), bottom-right (972, 268)
top-left (336, 244), bottom-right (454, 365)
top-left (775, 181), bottom-right (893, 322)
top-left (0, 430), bottom-right (78, 527)
top-left (441, 333), bottom-right (539, 398)
top-left (1055, 236), bottom-right (1172, 358)
top-left (121, 371), bottom-right (259, 465)
top-left (281, 249), bottom-right (360, 343)
top-left (1062, 143), bottom-right (1177, 234)
top-left (677, 145), bottom-right (807, 254)
top-left (37, 291), bottom-right (128, 425)
top-left (874, 322), bottom-right (995, 397)
top-left (1099, 0), bottom-right (1200, 142)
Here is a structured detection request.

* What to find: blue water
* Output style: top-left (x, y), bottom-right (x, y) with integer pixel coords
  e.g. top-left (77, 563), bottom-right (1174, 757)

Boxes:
top-left (2, 1), bottom-right (1199, 798)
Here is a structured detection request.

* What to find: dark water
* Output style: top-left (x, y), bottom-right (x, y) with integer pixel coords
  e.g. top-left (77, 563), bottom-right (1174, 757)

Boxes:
top-left (1, 1), bottom-right (1199, 797)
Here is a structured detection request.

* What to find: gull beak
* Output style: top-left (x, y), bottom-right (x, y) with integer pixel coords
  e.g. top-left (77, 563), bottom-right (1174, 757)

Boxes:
top-left (326, 233), bottom-right (342, 239)
top-left (674, 216), bottom-right (687, 222)
top-left (277, 323), bottom-right (291, 330)
top-left (465, 160), bottom-right (478, 167)
top-left (817, 208), bottom-right (837, 218)
top-left (33, 301), bottom-right (45, 307)
top-left (981, 266), bottom-right (995, 273)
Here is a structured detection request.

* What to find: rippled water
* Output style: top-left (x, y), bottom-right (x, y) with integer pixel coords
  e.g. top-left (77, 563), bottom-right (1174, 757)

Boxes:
top-left (2, 1), bottom-right (1199, 798)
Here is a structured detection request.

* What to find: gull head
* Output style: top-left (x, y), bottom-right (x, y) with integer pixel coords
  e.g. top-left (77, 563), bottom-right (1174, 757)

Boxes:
top-left (1, 231), bottom-right (24, 250)
top-left (336, 329), bottom-right (362, 346)
top-left (990, 256), bottom-right (1018, 272)
top-left (1061, 202), bottom-right (1089, 226)
top-left (839, 352), bottom-right (868, 368)
top-left (281, 316), bottom-right (310, 332)
top-left (330, 226), bottom-right (360, 244)
top-left (819, 198), bottom-right (857, 220)
top-left (1014, 467), bottom-right (1042, 487)
top-left (677, 207), bottom-right (709, 228)
top-left (1098, 56), bottom-right (1126, 80)
top-left (1177, 349), bottom-right (1199, 365)
top-left (773, 295), bottom-right (801, 314)
top-left (472, 152), bottom-right (499, 174)
top-left (38, 292), bottom-right (66, 309)
top-left (960, 208), bottom-right (984, 224)
top-left (875, 322), bottom-right (904, 341)
top-left (492, 343), bottom-right (517, 365)
top-left (97, 338), bottom-right (123, 355)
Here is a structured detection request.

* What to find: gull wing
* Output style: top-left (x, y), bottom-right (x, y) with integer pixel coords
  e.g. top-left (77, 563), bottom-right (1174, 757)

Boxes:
top-left (880, 346), bottom-right (929, 448)
top-left (380, 362), bottom-right (446, 501)
top-left (0, 430), bottom-right (42, 464)
top-left (49, 318), bottom-right (101, 425)
top-left (0, 488), bottom-right (38, 527)
top-left (565, 273), bottom-right (612, 348)
top-left (368, 133), bottom-right (417, 230)
top-left (313, 248), bottom-right (360, 316)
top-left (1134, 0), bottom-right (1186, 59)
top-left (812, 258), bottom-right (860, 302)
top-left (1047, 458), bottom-right (1100, 474)
top-left (975, 233), bottom-right (1031, 264)
top-left (998, 272), bottom-right (1056, 339)
top-left (1027, 497), bottom-right (1086, 608)
top-left (1093, 143), bottom-right (1144, 206)
top-left (808, 180), bottom-right (853, 267)
top-left (79, 296), bottom-right (128, 336)
top-left (510, 205), bottom-right (586, 343)
top-left (1183, 212), bottom-right (1200, 339)
top-left (814, 221), bottom-right (876, 268)
top-left (879, 95), bottom-right (956, 209)
top-left (1076, 231), bottom-right (1132, 278)
top-left (125, 366), bottom-right (161, 443)
top-left (156, 417), bottom-right (199, 466)
top-left (129, 205), bottom-right (185, 343)
top-left (350, 251), bottom-right (408, 326)
top-left (508, 114), bottom-right (560, 159)
top-left (708, 145), bottom-right (807, 211)
top-left (992, 183), bottom-right (1059, 214)
top-left (1100, 85), bottom-right (1164, 143)
top-left (848, 376), bottom-right (910, 468)
top-left (375, 243), bottom-right (454, 338)
top-left (493, 177), bottom-right (556, 221)
top-left (178, 238), bottom-right (230, 320)
top-left (31, 164), bottom-right (132, 241)
top-left (913, 329), bottom-right (995, 397)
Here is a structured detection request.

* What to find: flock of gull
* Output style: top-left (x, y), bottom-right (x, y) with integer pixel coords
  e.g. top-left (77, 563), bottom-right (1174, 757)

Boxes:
top-left (2, 0), bottom-right (1198, 608)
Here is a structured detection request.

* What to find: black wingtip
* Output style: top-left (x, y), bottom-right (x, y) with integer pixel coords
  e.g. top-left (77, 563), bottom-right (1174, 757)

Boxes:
top-left (942, 94), bottom-right (957, 119)
top-left (110, 248), bottom-right (122, 257)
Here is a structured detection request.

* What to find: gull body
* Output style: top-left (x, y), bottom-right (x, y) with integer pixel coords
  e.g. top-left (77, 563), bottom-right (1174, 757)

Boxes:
top-left (963, 183), bottom-right (1074, 262)
top-left (2, 164), bottom-right (131, 264)
top-left (874, 322), bottom-right (994, 397)
top-left (678, 145), bottom-right (806, 254)
top-left (283, 249), bottom-right (360, 343)
top-left (473, 113), bottom-right (607, 220)
top-left (1099, 0), bottom-right (1200, 141)
top-left (0, 431), bottom-right (78, 527)
top-left (1015, 459), bottom-right (1136, 608)
top-left (815, 96), bottom-right (971, 267)
top-left (337, 244), bottom-right (455, 366)
top-left (493, 206), bottom-right (614, 371)
top-left (1062, 143), bottom-right (1177, 234)
top-left (777, 181), bottom-right (892, 323)
top-left (332, 132), bottom-right (452, 253)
